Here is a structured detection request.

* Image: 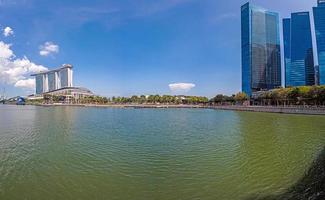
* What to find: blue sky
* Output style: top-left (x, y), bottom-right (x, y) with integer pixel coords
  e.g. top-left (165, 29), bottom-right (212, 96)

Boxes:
top-left (0, 0), bottom-right (318, 98)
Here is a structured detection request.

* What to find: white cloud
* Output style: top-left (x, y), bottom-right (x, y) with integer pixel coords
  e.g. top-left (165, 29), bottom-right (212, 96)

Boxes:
top-left (169, 83), bottom-right (196, 92)
top-left (3, 27), bottom-right (14, 37)
top-left (15, 79), bottom-right (35, 89)
top-left (0, 41), bottom-right (48, 90)
top-left (0, 42), bottom-right (13, 58)
top-left (39, 41), bottom-right (59, 56)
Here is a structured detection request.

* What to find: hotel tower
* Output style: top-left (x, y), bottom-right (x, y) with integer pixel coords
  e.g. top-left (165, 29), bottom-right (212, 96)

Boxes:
top-left (31, 64), bottom-right (73, 95)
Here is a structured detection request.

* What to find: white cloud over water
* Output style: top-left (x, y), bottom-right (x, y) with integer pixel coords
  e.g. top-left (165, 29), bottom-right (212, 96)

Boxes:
top-left (39, 41), bottom-right (59, 56)
top-left (169, 83), bottom-right (195, 92)
top-left (3, 27), bottom-right (13, 37)
top-left (0, 41), bottom-right (47, 89)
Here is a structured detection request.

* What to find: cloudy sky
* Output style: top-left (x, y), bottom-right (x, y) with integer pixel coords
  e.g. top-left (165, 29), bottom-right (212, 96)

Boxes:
top-left (0, 0), bottom-right (318, 97)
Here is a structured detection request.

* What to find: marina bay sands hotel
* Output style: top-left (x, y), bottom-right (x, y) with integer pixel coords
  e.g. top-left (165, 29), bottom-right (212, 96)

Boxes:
top-left (31, 64), bottom-right (93, 102)
top-left (32, 64), bottom-right (73, 94)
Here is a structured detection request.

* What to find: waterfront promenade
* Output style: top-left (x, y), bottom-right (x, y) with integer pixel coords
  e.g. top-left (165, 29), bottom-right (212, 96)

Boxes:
top-left (210, 105), bottom-right (325, 115)
top-left (34, 103), bottom-right (325, 115)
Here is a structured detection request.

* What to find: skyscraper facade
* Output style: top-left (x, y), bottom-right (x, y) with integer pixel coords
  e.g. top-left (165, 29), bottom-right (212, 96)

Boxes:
top-left (241, 3), bottom-right (281, 96)
top-left (283, 12), bottom-right (315, 87)
top-left (59, 67), bottom-right (73, 88)
top-left (48, 72), bottom-right (57, 92)
top-left (35, 74), bottom-right (45, 95)
top-left (283, 18), bottom-right (291, 87)
top-left (313, 0), bottom-right (325, 85)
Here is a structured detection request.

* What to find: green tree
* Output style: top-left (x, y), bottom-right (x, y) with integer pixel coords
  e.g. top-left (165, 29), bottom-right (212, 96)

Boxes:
top-left (234, 92), bottom-right (248, 103)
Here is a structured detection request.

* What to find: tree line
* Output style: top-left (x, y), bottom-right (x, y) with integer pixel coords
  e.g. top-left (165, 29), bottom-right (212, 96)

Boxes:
top-left (209, 86), bottom-right (325, 106)
top-left (39, 95), bottom-right (209, 105)
top-left (31, 86), bottom-right (325, 106)
top-left (252, 86), bottom-right (325, 106)
top-left (209, 92), bottom-right (248, 105)
top-left (81, 95), bottom-right (210, 105)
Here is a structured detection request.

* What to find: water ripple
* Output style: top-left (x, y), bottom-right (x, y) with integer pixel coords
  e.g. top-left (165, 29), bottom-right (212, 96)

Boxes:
top-left (0, 106), bottom-right (325, 200)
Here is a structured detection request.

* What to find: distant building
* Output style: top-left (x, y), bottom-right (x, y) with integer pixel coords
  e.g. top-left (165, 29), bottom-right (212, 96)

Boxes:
top-left (283, 12), bottom-right (315, 87)
top-left (31, 64), bottom-right (93, 103)
top-left (313, 0), bottom-right (325, 85)
top-left (32, 64), bottom-right (73, 94)
top-left (241, 2), bottom-right (281, 96)
top-left (43, 87), bottom-right (94, 104)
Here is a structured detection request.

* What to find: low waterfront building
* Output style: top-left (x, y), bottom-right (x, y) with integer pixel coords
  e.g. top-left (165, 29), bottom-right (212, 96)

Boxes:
top-left (43, 87), bottom-right (94, 104)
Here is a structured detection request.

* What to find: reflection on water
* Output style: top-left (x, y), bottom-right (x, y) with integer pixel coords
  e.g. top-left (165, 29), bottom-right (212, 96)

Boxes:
top-left (235, 112), bottom-right (325, 199)
top-left (0, 105), bottom-right (324, 200)
top-left (251, 147), bottom-right (325, 200)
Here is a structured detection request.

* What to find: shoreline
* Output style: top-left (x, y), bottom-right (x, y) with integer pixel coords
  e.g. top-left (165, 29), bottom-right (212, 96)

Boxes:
top-left (23, 103), bottom-right (325, 115)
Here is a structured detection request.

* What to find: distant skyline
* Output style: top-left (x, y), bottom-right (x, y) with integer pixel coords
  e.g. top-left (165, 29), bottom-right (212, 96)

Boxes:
top-left (0, 0), bottom-right (318, 97)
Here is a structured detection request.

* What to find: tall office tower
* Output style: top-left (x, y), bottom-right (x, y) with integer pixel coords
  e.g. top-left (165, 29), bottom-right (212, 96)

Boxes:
top-left (283, 12), bottom-right (315, 87)
top-left (283, 18), bottom-right (291, 87)
top-left (314, 0), bottom-right (325, 85)
top-left (241, 3), bottom-right (281, 96)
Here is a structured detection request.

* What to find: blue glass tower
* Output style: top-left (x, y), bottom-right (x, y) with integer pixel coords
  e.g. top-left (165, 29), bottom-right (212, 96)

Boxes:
top-left (283, 12), bottom-right (315, 87)
top-left (313, 0), bottom-right (325, 85)
top-left (241, 3), bottom-right (281, 96)
top-left (283, 18), bottom-right (291, 87)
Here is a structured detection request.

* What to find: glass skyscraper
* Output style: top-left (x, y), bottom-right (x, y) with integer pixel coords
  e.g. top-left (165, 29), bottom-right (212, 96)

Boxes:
top-left (283, 18), bottom-right (291, 87)
top-left (314, 0), bottom-right (325, 85)
top-left (241, 3), bottom-right (281, 96)
top-left (283, 12), bottom-right (315, 87)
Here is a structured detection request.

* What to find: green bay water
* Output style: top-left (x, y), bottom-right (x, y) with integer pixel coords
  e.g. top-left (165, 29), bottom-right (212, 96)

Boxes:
top-left (0, 105), bottom-right (325, 200)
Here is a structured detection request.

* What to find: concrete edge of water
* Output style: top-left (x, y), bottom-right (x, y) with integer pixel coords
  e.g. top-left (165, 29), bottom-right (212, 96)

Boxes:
top-left (22, 104), bottom-right (325, 116)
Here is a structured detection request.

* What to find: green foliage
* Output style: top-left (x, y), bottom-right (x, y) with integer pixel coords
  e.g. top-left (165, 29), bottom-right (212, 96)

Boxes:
top-left (80, 96), bottom-right (109, 104)
top-left (41, 94), bottom-right (68, 104)
top-left (35, 86), bottom-right (325, 106)
top-left (253, 86), bottom-right (325, 106)
top-left (210, 94), bottom-right (235, 105)
top-left (79, 95), bottom-right (209, 105)
top-left (234, 92), bottom-right (248, 102)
